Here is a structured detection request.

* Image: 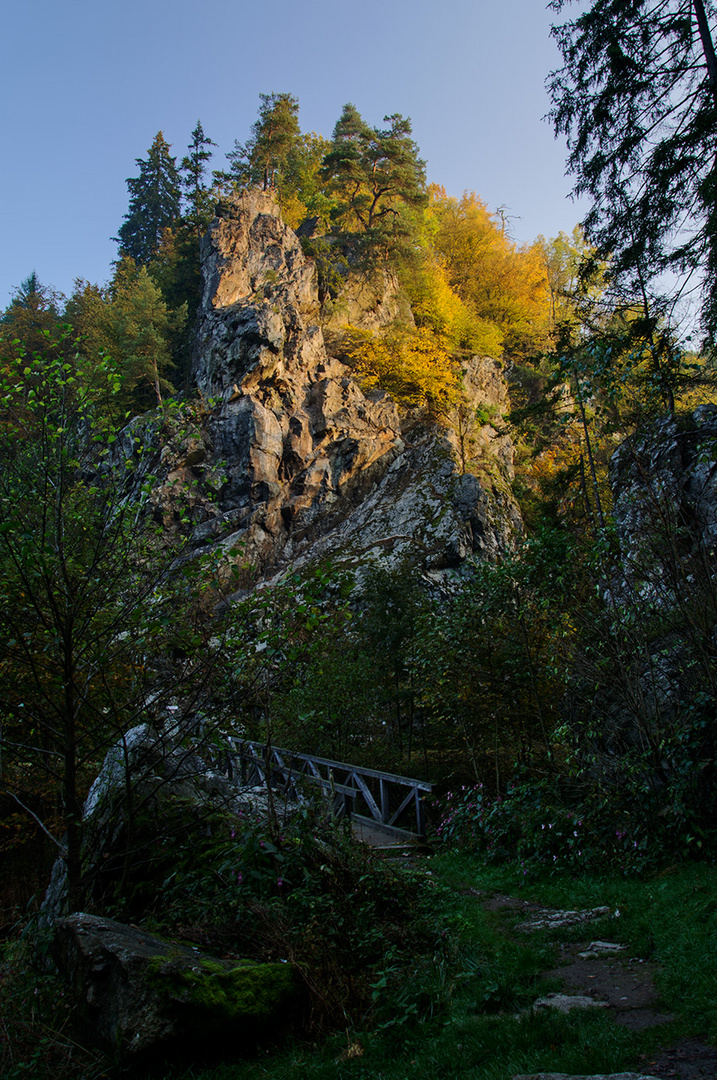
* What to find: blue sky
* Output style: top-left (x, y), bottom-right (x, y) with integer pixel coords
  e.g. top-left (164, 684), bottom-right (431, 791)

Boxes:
top-left (0, 0), bottom-right (587, 307)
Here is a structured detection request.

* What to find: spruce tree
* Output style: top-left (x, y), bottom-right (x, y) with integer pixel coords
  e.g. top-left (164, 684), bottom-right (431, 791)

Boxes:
top-left (180, 120), bottom-right (217, 235)
top-left (549, 0), bottom-right (717, 341)
top-left (116, 132), bottom-right (182, 265)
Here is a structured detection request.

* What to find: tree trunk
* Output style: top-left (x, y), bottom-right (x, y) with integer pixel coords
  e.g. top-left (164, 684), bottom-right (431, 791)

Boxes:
top-left (695, 0), bottom-right (717, 106)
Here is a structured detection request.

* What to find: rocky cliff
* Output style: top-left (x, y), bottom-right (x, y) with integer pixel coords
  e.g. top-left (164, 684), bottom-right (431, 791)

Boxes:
top-left (149, 190), bottom-right (521, 586)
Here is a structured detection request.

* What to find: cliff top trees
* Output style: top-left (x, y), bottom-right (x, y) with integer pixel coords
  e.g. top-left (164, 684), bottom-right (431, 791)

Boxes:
top-left (322, 104), bottom-right (427, 265)
top-left (180, 120), bottom-right (217, 235)
top-left (549, 0), bottom-right (717, 340)
top-left (223, 92), bottom-right (301, 192)
top-left (116, 132), bottom-right (182, 266)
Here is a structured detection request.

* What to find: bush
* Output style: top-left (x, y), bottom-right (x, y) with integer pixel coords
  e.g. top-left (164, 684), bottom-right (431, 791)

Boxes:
top-left (103, 802), bottom-right (432, 1033)
top-left (437, 777), bottom-right (667, 875)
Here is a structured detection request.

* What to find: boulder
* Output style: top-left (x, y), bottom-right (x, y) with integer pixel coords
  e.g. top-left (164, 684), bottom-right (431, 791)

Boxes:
top-left (52, 913), bottom-right (297, 1062)
top-left (41, 722), bottom-right (252, 922)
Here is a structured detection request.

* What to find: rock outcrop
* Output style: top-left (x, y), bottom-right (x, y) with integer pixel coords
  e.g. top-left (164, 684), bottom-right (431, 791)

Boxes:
top-left (42, 722), bottom-right (252, 922)
top-left (146, 190), bottom-right (521, 585)
top-left (52, 913), bottom-right (296, 1062)
top-left (566, 405), bottom-right (717, 802)
top-left (610, 403), bottom-right (717, 588)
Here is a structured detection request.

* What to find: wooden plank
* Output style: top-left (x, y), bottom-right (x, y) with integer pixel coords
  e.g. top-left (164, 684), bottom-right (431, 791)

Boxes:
top-left (350, 772), bottom-right (381, 821)
top-left (351, 813), bottom-right (416, 840)
top-left (380, 777), bottom-right (389, 822)
top-left (388, 786), bottom-right (416, 827)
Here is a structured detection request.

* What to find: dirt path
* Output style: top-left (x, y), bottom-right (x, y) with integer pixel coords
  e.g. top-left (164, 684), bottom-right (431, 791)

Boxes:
top-left (480, 893), bottom-right (717, 1080)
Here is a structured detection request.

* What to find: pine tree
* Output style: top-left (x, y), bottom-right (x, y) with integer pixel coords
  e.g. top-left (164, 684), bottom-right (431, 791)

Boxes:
top-left (116, 132), bottom-right (182, 265)
top-left (222, 93), bottom-right (301, 192)
top-left (321, 104), bottom-right (427, 266)
top-left (180, 120), bottom-right (217, 235)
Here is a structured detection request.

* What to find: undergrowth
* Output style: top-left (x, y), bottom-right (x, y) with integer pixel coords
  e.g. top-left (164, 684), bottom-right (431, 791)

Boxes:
top-left (4, 840), bottom-right (717, 1079)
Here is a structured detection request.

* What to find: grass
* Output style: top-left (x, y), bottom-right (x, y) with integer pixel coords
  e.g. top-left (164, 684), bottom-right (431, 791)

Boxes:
top-left (155, 852), bottom-right (717, 1080)
top-left (3, 851), bottom-right (717, 1079)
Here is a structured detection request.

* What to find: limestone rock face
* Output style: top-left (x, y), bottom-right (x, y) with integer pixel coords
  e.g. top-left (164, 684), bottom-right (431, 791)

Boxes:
top-left (52, 913), bottom-right (296, 1062)
top-left (150, 190), bottom-right (521, 582)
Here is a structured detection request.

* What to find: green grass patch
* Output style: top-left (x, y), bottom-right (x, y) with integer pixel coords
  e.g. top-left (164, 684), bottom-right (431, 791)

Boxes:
top-left (5, 851), bottom-right (717, 1079)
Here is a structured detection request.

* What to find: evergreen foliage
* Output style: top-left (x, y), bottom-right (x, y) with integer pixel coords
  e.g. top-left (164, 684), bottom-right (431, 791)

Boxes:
top-left (116, 131), bottom-right (182, 265)
top-left (548, 0), bottom-right (717, 341)
top-left (322, 104), bottom-right (427, 267)
top-left (0, 273), bottom-right (66, 359)
top-left (222, 92), bottom-right (301, 192)
top-left (68, 258), bottom-right (186, 411)
top-left (180, 119), bottom-right (217, 235)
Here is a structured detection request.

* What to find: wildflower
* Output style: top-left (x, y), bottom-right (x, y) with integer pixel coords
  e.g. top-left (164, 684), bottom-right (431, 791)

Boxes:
top-left (237, 871), bottom-right (243, 884)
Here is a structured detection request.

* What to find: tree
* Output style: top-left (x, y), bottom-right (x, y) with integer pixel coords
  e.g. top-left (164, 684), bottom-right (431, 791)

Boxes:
top-left (429, 189), bottom-right (550, 358)
top-left (116, 132), bottom-right (182, 265)
top-left (180, 120), bottom-right (217, 236)
top-left (0, 342), bottom-right (224, 910)
top-left (321, 104), bottom-right (427, 265)
top-left (222, 93), bottom-right (301, 192)
top-left (0, 273), bottom-right (66, 359)
top-left (340, 324), bottom-right (457, 411)
top-left (68, 259), bottom-right (186, 411)
top-left (548, 0), bottom-right (717, 340)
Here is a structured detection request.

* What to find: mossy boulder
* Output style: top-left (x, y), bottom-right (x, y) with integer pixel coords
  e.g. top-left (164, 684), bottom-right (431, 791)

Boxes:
top-left (52, 913), bottom-right (298, 1064)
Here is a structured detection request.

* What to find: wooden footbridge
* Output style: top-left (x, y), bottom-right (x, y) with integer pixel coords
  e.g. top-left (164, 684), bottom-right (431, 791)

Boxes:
top-left (220, 739), bottom-right (432, 841)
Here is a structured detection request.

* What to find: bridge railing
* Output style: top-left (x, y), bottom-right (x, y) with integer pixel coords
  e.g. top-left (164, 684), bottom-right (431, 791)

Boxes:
top-left (221, 739), bottom-right (432, 839)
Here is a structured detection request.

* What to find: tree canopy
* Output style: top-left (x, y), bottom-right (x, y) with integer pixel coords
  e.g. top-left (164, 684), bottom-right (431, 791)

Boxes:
top-left (548, 0), bottom-right (717, 340)
top-left (223, 92), bottom-right (302, 193)
top-left (116, 132), bottom-right (182, 265)
top-left (321, 104), bottom-right (427, 265)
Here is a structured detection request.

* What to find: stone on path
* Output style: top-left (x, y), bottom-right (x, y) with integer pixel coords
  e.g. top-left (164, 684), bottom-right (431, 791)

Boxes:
top-left (513, 1073), bottom-right (662, 1079)
top-left (533, 992), bottom-right (610, 1014)
top-left (578, 941), bottom-right (627, 959)
top-left (517, 906), bottom-right (614, 932)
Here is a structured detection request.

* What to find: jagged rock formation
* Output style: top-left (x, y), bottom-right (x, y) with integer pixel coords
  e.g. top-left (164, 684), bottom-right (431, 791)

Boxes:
top-left (150, 190), bottom-right (520, 584)
top-left (610, 403), bottom-right (717, 586)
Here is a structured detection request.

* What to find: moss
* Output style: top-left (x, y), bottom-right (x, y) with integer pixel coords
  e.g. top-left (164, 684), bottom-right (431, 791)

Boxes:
top-left (148, 955), bottom-right (297, 1035)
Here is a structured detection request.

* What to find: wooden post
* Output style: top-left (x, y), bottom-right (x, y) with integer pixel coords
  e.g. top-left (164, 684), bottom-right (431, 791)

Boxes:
top-left (415, 787), bottom-right (426, 838)
top-left (380, 777), bottom-right (389, 824)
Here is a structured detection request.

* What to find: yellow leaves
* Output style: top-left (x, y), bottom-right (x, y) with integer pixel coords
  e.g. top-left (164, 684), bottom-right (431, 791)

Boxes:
top-left (403, 253), bottom-right (505, 358)
top-left (341, 324), bottom-right (458, 412)
top-left (427, 189), bottom-right (552, 357)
